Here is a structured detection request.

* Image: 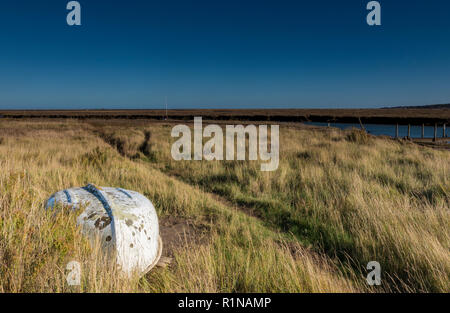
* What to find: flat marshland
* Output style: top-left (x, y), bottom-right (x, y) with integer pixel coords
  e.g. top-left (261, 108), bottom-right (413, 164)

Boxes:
top-left (0, 119), bottom-right (448, 292)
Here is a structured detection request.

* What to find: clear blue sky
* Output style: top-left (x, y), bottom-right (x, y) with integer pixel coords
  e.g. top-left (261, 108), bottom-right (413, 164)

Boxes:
top-left (0, 0), bottom-right (450, 109)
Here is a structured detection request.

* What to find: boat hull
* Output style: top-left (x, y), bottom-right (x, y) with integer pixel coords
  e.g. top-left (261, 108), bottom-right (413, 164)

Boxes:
top-left (46, 184), bottom-right (162, 276)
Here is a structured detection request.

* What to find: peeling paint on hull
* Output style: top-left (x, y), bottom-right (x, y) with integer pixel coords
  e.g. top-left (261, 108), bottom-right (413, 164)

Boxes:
top-left (46, 184), bottom-right (162, 276)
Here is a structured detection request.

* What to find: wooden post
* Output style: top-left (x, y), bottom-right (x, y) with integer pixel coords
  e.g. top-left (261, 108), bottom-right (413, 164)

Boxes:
top-left (443, 124), bottom-right (446, 138)
top-left (422, 124), bottom-right (425, 139)
top-left (396, 124), bottom-right (399, 138)
top-left (433, 123), bottom-right (437, 142)
top-left (358, 117), bottom-right (366, 133)
top-left (407, 124), bottom-right (411, 139)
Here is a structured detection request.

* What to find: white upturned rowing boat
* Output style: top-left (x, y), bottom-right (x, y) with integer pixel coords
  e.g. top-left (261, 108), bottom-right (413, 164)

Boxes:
top-left (46, 184), bottom-right (162, 276)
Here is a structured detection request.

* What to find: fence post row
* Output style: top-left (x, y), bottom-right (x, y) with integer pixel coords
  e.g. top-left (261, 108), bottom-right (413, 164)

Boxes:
top-left (434, 123), bottom-right (437, 142)
top-left (394, 123), bottom-right (447, 141)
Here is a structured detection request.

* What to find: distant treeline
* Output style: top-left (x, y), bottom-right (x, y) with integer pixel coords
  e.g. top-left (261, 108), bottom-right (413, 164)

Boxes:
top-left (0, 108), bottom-right (449, 125)
top-left (384, 103), bottom-right (450, 109)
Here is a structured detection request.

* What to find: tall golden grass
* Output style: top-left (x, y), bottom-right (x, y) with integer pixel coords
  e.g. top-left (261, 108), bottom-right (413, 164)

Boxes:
top-left (125, 122), bottom-right (449, 292)
top-left (0, 119), bottom-right (361, 292)
top-left (0, 119), bottom-right (448, 292)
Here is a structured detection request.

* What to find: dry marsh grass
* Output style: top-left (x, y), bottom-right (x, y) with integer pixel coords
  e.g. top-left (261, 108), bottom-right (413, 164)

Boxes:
top-left (0, 119), bottom-right (360, 293)
top-left (0, 119), bottom-right (448, 292)
top-left (134, 123), bottom-right (449, 292)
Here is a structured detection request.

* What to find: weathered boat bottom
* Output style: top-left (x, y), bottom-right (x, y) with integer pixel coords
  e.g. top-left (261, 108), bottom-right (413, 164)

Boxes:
top-left (143, 236), bottom-right (163, 274)
top-left (46, 184), bottom-right (161, 276)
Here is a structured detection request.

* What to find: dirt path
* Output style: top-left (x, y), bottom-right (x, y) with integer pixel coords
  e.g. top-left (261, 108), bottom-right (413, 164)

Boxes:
top-left (159, 216), bottom-right (209, 257)
top-left (90, 127), bottom-right (296, 259)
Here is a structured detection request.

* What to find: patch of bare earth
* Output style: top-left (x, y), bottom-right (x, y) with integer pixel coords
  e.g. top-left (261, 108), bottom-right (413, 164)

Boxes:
top-left (159, 216), bottom-right (209, 258)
